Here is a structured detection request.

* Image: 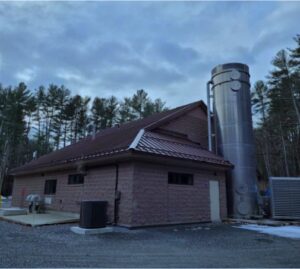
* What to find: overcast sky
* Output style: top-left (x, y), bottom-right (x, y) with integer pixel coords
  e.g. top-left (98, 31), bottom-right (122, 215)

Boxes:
top-left (0, 1), bottom-right (299, 108)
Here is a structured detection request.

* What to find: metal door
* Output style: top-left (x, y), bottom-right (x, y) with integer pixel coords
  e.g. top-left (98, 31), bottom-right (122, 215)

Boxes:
top-left (209, 180), bottom-right (221, 222)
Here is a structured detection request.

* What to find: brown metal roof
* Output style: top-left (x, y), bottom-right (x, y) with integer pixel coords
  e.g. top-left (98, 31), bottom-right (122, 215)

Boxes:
top-left (136, 131), bottom-right (231, 166)
top-left (10, 100), bottom-right (231, 175)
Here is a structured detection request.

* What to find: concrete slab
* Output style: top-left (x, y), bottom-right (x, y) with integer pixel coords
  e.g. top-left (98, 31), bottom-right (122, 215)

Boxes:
top-left (70, 226), bottom-right (113, 235)
top-left (0, 207), bottom-right (27, 216)
top-left (0, 211), bottom-right (79, 227)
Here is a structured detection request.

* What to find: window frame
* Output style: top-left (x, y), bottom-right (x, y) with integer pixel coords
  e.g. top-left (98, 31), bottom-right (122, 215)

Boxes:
top-left (168, 172), bottom-right (194, 186)
top-left (68, 174), bottom-right (85, 185)
top-left (44, 179), bottom-right (57, 195)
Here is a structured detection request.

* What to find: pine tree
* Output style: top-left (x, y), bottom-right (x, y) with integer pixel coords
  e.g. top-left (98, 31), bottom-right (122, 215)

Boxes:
top-left (118, 97), bottom-right (137, 123)
top-left (0, 83), bottom-right (34, 193)
top-left (153, 98), bottom-right (168, 113)
top-left (104, 96), bottom-right (118, 127)
top-left (131, 89), bottom-right (149, 119)
top-left (67, 95), bottom-right (91, 143)
top-left (52, 86), bottom-right (71, 149)
top-left (32, 86), bottom-right (46, 156)
top-left (91, 97), bottom-right (107, 131)
top-left (77, 96), bottom-right (91, 139)
top-left (251, 81), bottom-right (271, 176)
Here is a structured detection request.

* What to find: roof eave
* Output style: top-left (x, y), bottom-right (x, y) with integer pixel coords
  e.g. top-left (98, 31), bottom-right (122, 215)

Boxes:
top-left (10, 151), bottom-right (134, 177)
top-left (129, 150), bottom-right (233, 171)
top-left (11, 148), bottom-right (232, 177)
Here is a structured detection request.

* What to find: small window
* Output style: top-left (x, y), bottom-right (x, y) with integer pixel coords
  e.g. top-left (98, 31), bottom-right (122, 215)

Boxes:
top-left (68, 174), bottom-right (84, 185)
top-left (44, 179), bottom-right (57, 194)
top-left (168, 172), bottom-right (193, 185)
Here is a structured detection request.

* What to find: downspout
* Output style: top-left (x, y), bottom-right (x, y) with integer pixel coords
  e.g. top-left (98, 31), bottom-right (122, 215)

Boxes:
top-left (207, 80), bottom-right (213, 151)
top-left (114, 163), bottom-right (119, 225)
top-left (212, 84), bottom-right (218, 155)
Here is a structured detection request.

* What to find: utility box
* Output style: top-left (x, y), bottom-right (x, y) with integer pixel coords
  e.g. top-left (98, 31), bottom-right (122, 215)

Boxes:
top-left (79, 201), bottom-right (107, 228)
top-left (270, 177), bottom-right (300, 219)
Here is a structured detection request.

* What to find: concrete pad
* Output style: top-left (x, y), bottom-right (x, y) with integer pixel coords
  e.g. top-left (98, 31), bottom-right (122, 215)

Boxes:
top-left (0, 211), bottom-right (79, 227)
top-left (47, 210), bottom-right (79, 218)
top-left (70, 226), bottom-right (113, 235)
top-left (0, 207), bottom-right (27, 216)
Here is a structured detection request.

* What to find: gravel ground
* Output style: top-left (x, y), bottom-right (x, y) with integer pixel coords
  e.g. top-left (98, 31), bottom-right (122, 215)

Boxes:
top-left (0, 220), bottom-right (299, 268)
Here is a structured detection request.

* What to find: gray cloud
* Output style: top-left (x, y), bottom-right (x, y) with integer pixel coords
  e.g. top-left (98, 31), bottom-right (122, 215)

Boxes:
top-left (0, 1), bottom-right (299, 107)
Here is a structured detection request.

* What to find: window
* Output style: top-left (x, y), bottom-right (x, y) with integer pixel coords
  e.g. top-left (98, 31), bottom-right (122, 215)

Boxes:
top-left (68, 174), bottom-right (84, 185)
top-left (44, 179), bottom-right (57, 195)
top-left (168, 172), bottom-right (193, 185)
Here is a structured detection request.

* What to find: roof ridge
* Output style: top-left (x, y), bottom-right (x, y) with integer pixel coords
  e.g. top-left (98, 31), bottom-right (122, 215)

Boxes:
top-left (128, 129), bottom-right (145, 149)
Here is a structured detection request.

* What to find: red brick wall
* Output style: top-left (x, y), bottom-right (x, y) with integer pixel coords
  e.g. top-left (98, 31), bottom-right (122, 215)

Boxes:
top-left (219, 175), bottom-right (227, 219)
top-left (12, 161), bottom-right (227, 227)
top-left (131, 162), bottom-right (227, 227)
top-left (115, 163), bottom-right (135, 226)
top-left (12, 163), bottom-right (135, 224)
top-left (12, 176), bottom-right (44, 209)
top-left (157, 107), bottom-right (208, 148)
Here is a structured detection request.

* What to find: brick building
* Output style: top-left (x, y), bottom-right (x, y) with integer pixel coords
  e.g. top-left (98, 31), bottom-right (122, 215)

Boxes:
top-left (11, 101), bottom-right (232, 227)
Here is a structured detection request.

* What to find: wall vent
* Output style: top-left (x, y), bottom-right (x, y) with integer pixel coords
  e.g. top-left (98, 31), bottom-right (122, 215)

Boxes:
top-left (270, 177), bottom-right (300, 219)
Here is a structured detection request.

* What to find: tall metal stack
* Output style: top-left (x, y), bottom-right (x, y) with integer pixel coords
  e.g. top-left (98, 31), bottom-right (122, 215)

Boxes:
top-left (209, 63), bottom-right (257, 218)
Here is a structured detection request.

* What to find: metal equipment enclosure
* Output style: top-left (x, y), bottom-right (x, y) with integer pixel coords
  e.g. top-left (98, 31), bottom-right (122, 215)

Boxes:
top-left (270, 177), bottom-right (300, 219)
top-left (79, 201), bottom-right (108, 228)
top-left (210, 63), bottom-right (257, 218)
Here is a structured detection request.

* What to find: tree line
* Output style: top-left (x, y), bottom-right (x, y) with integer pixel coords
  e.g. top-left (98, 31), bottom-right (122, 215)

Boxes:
top-left (0, 87), bottom-right (167, 194)
top-left (251, 34), bottom-right (300, 183)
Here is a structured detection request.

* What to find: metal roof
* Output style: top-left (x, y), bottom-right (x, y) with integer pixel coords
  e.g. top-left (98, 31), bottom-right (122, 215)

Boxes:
top-left (10, 100), bottom-right (231, 175)
top-left (136, 131), bottom-right (231, 166)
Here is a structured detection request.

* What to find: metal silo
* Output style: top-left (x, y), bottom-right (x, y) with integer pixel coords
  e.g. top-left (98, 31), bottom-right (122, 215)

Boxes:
top-left (209, 63), bottom-right (257, 218)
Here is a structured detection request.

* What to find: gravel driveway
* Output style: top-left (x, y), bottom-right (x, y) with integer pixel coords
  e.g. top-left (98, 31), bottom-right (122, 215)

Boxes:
top-left (0, 220), bottom-right (299, 268)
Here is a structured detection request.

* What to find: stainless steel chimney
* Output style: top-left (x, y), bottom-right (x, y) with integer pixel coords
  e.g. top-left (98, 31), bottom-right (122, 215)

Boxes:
top-left (210, 63), bottom-right (257, 218)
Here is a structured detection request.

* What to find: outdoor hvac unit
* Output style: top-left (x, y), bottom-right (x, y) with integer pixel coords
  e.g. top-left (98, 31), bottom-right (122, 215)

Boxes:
top-left (270, 177), bottom-right (300, 219)
top-left (79, 200), bottom-right (107, 228)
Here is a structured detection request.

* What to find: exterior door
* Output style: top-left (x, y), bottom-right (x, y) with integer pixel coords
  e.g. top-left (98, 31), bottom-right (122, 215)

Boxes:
top-left (209, 180), bottom-right (221, 222)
